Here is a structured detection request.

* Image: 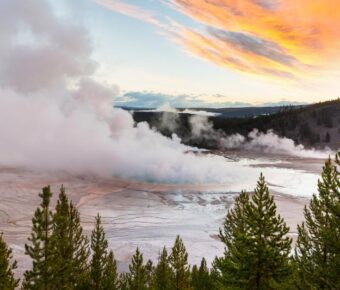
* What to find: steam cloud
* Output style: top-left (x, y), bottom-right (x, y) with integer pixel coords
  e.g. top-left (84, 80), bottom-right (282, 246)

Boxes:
top-left (141, 103), bottom-right (220, 116)
top-left (157, 110), bottom-right (334, 159)
top-left (0, 0), bottom-right (248, 185)
top-left (188, 115), bottom-right (334, 159)
top-left (0, 0), bottom-right (329, 192)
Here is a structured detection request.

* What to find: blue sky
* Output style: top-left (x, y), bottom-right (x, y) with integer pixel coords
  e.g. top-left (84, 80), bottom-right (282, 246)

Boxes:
top-left (53, 0), bottom-right (340, 107)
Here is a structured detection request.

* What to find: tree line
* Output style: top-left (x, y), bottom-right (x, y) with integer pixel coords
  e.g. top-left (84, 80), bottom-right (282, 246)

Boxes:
top-left (0, 153), bottom-right (339, 289)
top-left (133, 99), bottom-right (340, 149)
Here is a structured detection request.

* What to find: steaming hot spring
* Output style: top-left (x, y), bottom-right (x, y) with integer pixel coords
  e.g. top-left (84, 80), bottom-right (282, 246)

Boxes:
top-left (0, 95), bottom-right (328, 274)
top-left (1, 0), bottom-right (338, 276)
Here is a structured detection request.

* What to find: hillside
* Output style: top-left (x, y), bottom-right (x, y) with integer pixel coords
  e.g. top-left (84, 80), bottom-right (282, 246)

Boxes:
top-left (131, 99), bottom-right (340, 150)
top-left (120, 105), bottom-right (304, 118)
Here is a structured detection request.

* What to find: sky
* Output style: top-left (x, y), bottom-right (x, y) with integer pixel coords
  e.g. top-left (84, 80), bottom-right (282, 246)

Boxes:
top-left (13, 0), bottom-right (340, 107)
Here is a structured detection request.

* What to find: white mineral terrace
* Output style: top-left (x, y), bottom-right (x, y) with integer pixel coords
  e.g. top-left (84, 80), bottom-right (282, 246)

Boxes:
top-left (0, 152), bottom-right (324, 275)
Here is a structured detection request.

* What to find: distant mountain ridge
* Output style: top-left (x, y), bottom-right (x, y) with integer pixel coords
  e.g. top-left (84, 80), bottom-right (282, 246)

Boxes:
top-left (120, 105), bottom-right (306, 119)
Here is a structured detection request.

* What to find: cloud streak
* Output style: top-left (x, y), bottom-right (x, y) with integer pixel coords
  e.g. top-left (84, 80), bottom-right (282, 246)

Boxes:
top-left (96, 0), bottom-right (164, 27)
top-left (169, 0), bottom-right (340, 78)
top-left (97, 0), bottom-right (340, 79)
top-left (116, 91), bottom-right (223, 108)
top-left (116, 91), bottom-right (307, 108)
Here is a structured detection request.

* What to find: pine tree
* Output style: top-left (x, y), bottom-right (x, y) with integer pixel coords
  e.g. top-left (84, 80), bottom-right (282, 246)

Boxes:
top-left (213, 191), bottom-right (249, 289)
top-left (127, 247), bottom-right (148, 290)
top-left (90, 214), bottom-right (109, 290)
top-left (118, 273), bottom-right (129, 290)
top-left (50, 185), bottom-right (90, 289)
top-left (191, 258), bottom-right (212, 290)
top-left (152, 247), bottom-right (173, 290)
top-left (169, 235), bottom-right (191, 290)
top-left (0, 233), bottom-right (19, 290)
top-left (295, 153), bottom-right (340, 289)
top-left (145, 259), bottom-right (154, 289)
top-left (22, 186), bottom-right (53, 290)
top-left (215, 174), bottom-right (292, 289)
top-left (191, 265), bottom-right (199, 289)
top-left (102, 250), bottom-right (118, 290)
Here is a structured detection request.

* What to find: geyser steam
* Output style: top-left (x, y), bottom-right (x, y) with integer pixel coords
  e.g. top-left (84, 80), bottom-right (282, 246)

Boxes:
top-left (0, 0), bottom-right (326, 195)
top-left (188, 115), bottom-right (334, 159)
top-left (0, 0), bottom-right (246, 184)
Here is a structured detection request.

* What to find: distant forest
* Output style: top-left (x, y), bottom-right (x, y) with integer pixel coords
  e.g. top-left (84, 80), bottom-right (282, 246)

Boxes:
top-left (1, 153), bottom-right (339, 289)
top-left (132, 99), bottom-right (340, 150)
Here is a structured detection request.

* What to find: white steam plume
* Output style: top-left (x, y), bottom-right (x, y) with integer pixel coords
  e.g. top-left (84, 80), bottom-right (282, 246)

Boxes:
top-left (156, 104), bottom-right (181, 132)
top-left (0, 0), bottom-right (253, 186)
top-left (220, 129), bottom-right (334, 159)
top-left (141, 104), bottom-right (220, 116)
top-left (0, 0), bottom-right (327, 196)
top-left (189, 116), bottom-right (335, 159)
top-left (182, 109), bottom-right (220, 116)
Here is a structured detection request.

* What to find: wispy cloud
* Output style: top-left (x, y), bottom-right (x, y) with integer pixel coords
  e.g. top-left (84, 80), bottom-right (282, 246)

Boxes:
top-left (96, 0), bottom-right (340, 79)
top-left (115, 91), bottom-right (212, 108)
top-left (209, 28), bottom-right (297, 67)
top-left (168, 0), bottom-right (340, 78)
top-left (115, 91), bottom-right (306, 108)
top-left (95, 0), bottom-right (175, 37)
top-left (96, 0), bottom-right (161, 26)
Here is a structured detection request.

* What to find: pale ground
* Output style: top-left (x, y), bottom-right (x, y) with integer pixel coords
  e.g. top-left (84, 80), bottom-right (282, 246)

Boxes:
top-left (0, 152), bottom-right (325, 277)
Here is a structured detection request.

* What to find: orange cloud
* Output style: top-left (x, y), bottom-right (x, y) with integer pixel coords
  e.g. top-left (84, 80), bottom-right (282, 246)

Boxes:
top-left (97, 0), bottom-right (340, 79)
top-left (172, 23), bottom-right (298, 79)
top-left (169, 0), bottom-right (340, 78)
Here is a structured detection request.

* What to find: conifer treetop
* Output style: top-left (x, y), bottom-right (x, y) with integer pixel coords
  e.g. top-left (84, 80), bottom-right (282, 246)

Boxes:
top-left (0, 233), bottom-right (19, 290)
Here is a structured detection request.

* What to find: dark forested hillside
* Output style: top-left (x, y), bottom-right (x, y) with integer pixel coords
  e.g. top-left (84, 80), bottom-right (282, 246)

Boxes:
top-left (131, 99), bottom-right (340, 149)
top-left (121, 105), bottom-right (301, 118)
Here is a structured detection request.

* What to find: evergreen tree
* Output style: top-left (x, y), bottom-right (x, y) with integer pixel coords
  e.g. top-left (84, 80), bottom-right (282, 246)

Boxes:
top-left (213, 191), bottom-right (249, 289)
top-left (50, 185), bottom-right (90, 289)
top-left (191, 265), bottom-right (199, 289)
top-left (191, 258), bottom-right (212, 290)
top-left (152, 247), bottom-right (173, 290)
top-left (127, 247), bottom-right (148, 290)
top-left (0, 233), bottom-right (19, 290)
top-left (295, 153), bottom-right (340, 289)
top-left (215, 174), bottom-right (292, 289)
top-left (145, 259), bottom-right (154, 289)
top-left (169, 235), bottom-right (191, 290)
top-left (102, 250), bottom-right (118, 290)
top-left (90, 214), bottom-right (109, 290)
top-left (22, 186), bottom-right (53, 290)
top-left (118, 273), bottom-right (129, 290)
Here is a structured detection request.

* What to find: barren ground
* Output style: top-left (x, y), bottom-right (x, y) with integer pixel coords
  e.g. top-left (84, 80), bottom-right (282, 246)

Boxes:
top-left (0, 152), bottom-right (325, 276)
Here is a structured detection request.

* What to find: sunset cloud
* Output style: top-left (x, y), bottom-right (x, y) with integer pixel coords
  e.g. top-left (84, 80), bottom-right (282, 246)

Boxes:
top-left (115, 91), bottom-right (307, 108)
top-left (168, 0), bottom-right (340, 78)
top-left (96, 0), bottom-right (163, 27)
top-left (97, 0), bottom-right (340, 80)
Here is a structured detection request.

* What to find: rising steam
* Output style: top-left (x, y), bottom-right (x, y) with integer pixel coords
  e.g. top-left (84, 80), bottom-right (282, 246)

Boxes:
top-left (0, 0), bottom-right (327, 195)
top-left (220, 129), bottom-right (333, 159)
top-left (188, 115), bottom-right (334, 159)
top-left (0, 0), bottom-right (248, 185)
